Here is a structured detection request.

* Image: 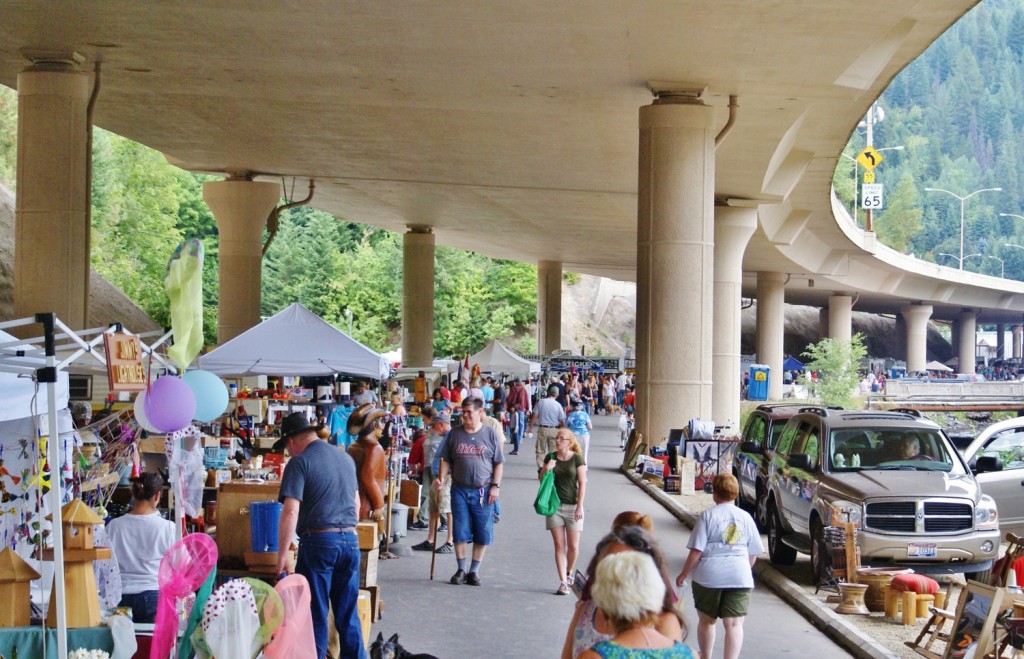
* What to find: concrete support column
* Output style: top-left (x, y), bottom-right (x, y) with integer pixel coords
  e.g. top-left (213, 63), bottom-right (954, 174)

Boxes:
top-left (712, 207), bottom-right (757, 429)
top-left (635, 100), bottom-right (715, 446)
top-left (958, 310), bottom-right (977, 374)
top-left (402, 226), bottom-right (435, 368)
top-left (1014, 324), bottom-right (1023, 360)
top-left (997, 323), bottom-right (1006, 360)
top-left (901, 305), bottom-right (932, 373)
top-left (203, 179), bottom-right (280, 343)
top-left (14, 58), bottom-right (91, 329)
top-left (818, 308), bottom-right (829, 341)
top-left (756, 272), bottom-right (786, 400)
top-left (828, 295), bottom-right (853, 344)
top-left (894, 315), bottom-right (907, 364)
top-left (537, 260), bottom-right (562, 354)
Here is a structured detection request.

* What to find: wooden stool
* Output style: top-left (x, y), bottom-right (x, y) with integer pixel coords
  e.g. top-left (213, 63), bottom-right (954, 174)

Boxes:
top-left (884, 573), bottom-right (943, 625)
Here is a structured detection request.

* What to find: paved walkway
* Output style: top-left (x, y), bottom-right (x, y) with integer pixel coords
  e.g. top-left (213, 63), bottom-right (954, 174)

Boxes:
top-left (374, 413), bottom-right (851, 658)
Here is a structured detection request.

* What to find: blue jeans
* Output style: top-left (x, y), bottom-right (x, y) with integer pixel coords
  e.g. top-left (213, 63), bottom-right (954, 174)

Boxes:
top-left (119, 590), bottom-right (159, 623)
top-left (296, 531), bottom-right (366, 659)
top-left (451, 485), bottom-right (495, 545)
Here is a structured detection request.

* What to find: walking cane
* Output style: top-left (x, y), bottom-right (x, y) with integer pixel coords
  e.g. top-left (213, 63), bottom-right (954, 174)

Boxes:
top-left (429, 509), bottom-right (439, 580)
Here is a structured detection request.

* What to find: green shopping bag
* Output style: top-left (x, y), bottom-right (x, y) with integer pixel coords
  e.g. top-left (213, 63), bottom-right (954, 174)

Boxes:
top-left (534, 468), bottom-right (561, 515)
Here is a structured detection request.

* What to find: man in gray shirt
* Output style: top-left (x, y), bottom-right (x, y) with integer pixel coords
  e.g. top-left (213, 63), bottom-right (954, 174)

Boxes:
top-left (529, 385), bottom-right (566, 469)
top-left (436, 397), bottom-right (504, 586)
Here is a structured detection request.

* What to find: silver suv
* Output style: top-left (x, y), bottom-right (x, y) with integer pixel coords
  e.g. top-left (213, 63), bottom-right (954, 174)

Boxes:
top-left (763, 408), bottom-right (1000, 582)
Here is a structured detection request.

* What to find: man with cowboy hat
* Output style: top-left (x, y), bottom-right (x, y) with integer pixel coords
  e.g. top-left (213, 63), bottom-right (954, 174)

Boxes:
top-left (346, 403), bottom-right (388, 521)
top-left (274, 411), bottom-right (366, 659)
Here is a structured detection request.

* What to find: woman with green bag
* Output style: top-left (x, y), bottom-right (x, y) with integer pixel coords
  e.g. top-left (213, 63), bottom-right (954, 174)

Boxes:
top-left (540, 429), bottom-right (588, 596)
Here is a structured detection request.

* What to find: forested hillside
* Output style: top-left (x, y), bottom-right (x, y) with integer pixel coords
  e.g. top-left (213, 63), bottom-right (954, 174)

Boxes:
top-left (834, 0), bottom-right (1024, 279)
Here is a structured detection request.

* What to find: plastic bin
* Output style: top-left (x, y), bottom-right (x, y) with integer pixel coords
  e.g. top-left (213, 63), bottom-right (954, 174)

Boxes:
top-left (390, 503), bottom-right (409, 538)
top-left (249, 501), bottom-right (282, 552)
top-left (747, 365), bottom-right (769, 401)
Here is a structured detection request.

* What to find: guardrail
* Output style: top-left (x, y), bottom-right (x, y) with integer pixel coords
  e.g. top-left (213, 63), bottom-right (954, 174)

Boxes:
top-left (869, 380), bottom-right (1024, 411)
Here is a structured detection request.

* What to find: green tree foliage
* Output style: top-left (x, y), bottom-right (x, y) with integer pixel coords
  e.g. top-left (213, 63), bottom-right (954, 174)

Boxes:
top-left (802, 334), bottom-right (868, 409)
top-left (833, 0), bottom-right (1024, 278)
top-left (90, 130), bottom-right (185, 331)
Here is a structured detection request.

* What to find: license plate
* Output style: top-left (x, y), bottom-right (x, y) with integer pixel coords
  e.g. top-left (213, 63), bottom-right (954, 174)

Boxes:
top-left (907, 543), bottom-right (937, 558)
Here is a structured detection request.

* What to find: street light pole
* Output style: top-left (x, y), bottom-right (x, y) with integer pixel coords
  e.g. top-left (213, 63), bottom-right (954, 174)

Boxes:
top-left (963, 253), bottom-right (1004, 278)
top-left (924, 186), bottom-right (1003, 269)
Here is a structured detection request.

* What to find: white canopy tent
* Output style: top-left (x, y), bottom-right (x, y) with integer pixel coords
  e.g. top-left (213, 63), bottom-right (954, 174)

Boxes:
top-left (198, 302), bottom-right (389, 380)
top-left (0, 315), bottom-right (171, 659)
top-left (468, 340), bottom-right (540, 378)
top-left (925, 360), bottom-right (953, 372)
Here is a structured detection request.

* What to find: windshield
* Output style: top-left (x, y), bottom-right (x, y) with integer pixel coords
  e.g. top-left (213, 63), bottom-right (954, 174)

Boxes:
top-left (828, 427), bottom-right (961, 473)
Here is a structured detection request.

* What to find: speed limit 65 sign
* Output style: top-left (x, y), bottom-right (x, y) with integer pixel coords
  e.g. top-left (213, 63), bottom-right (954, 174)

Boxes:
top-left (861, 183), bottom-right (884, 209)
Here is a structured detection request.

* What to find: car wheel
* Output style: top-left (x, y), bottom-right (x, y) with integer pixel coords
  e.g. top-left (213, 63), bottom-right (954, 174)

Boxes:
top-left (754, 482), bottom-right (769, 532)
top-left (767, 500), bottom-right (797, 565)
top-left (810, 518), bottom-right (830, 584)
top-left (968, 567), bottom-right (991, 586)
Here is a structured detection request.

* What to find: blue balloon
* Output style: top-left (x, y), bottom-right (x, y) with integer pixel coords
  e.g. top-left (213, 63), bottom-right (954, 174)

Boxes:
top-left (182, 369), bottom-right (229, 422)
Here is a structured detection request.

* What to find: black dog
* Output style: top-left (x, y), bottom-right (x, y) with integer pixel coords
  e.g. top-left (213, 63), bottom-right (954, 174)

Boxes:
top-left (369, 632), bottom-right (439, 659)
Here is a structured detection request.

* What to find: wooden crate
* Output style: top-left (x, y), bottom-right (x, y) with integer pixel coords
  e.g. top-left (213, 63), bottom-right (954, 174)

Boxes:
top-left (356, 522), bottom-right (378, 550)
top-left (364, 584), bottom-right (382, 622)
top-left (360, 547), bottom-right (379, 588)
top-left (216, 481), bottom-right (281, 566)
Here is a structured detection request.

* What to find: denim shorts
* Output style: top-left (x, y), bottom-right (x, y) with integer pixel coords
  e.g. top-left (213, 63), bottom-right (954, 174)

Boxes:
top-left (450, 484), bottom-right (494, 545)
top-left (118, 590), bottom-right (160, 624)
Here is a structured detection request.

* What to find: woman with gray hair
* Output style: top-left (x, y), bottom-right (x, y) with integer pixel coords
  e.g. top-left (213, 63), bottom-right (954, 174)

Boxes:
top-left (578, 551), bottom-right (697, 658)
top-left (562, 526), bottom-right (687, 658)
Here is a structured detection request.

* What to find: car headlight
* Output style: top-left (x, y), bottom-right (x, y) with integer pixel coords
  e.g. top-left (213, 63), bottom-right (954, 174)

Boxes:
top-left (830, 501), bottom-right (862, 527)
top-left (975, 495), bottom-right (999, 530)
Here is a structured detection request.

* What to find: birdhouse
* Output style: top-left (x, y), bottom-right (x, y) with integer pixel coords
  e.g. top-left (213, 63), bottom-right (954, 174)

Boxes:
top-left (0, 548), bottom-right (40, 627)
top-left (46, 498), bottom-right (102, 550)
top-left (44, 499), bottom-right (110, 628)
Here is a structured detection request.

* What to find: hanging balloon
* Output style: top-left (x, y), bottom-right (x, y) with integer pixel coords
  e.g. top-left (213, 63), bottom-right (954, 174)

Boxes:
top-left (145, 376), bottom-right (197, 433)
top-left (134, 391), bottom-right (163, 434)
top-left (182, 370), bottom-right (229, 422)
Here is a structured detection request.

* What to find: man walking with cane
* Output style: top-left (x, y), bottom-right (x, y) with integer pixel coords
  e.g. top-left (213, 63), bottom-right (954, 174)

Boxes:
top-left (435, 397), bottom-right (504, 586)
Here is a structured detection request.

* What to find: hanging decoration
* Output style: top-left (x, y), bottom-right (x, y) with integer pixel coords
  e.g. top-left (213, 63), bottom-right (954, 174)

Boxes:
top-left (165, 239), bottom-right (205, 370)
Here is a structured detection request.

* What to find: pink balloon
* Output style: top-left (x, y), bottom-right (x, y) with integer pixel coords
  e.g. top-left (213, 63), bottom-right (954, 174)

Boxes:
top-left (144, 376), bottom-right (197, 433)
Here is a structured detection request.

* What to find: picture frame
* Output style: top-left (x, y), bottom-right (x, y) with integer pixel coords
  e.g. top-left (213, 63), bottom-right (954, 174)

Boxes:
top-left (939, 580), bottom-right (1008, 659)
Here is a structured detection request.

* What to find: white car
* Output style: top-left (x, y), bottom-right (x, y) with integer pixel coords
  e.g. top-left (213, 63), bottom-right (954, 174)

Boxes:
top-left (963, 417), bottom-right (1024, 536)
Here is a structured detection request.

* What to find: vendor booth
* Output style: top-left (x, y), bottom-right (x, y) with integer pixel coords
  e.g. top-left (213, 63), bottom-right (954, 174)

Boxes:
top-left (198, 302), bottom-right (389, 381)
top-left (468, 340), bottom-right (540, 379)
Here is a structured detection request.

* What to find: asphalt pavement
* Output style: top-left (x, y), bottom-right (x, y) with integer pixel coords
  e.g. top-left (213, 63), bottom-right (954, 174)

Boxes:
top-left (373, 412), bottom-right (853, 658)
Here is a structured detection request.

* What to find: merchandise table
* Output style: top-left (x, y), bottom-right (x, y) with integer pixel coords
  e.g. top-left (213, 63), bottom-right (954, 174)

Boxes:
top-left (0, 625), bottom-right (114, 658)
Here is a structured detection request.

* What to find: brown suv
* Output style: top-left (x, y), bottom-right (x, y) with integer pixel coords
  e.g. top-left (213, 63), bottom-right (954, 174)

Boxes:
top-left (762, 408), bottom-right (1000, 582)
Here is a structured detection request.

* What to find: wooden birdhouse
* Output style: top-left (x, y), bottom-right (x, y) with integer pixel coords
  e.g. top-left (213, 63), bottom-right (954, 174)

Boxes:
top-left (49, 499), bottom-right (101, 550)
top-left (44, 498), bottom-right (110, 628)
top-left (0, 548), bottom-right (40, 627)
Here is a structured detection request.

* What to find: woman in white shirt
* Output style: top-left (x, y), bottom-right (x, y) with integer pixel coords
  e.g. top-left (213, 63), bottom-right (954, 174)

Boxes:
top-left (107, 473), bottom-right (177, 622)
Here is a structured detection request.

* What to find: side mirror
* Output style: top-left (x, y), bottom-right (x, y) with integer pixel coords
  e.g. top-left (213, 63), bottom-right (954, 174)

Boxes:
top-left (787, 453), bottom-right (815, 471)
top-left (740, 441), bottom-right (762, 454)
top-left (974, 455), bottom-right (1003, 474)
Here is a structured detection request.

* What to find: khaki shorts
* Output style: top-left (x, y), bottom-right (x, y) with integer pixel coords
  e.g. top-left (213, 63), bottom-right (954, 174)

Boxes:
top-left (691, 581), bottom-right (751, 619)
top-left (545, 502), bottom-right (583, 532)
top-left (429, 475), bottom-right (452, 514)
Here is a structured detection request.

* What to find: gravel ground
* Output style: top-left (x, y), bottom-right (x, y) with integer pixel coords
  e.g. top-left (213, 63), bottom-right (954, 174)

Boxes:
top-left (676, 489), bottom-right (975, 659)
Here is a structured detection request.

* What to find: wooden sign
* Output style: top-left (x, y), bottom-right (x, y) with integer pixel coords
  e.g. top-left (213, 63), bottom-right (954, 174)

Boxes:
top-left (103, 333), bottom-right (146, 392)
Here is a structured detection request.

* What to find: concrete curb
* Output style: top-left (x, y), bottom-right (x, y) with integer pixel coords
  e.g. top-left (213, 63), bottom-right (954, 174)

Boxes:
top-left (622, 467), bottom-right (898, 659)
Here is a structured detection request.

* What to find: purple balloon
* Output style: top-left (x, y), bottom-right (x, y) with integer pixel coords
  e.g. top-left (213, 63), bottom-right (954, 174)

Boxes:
top-left (144, 376), bottom-right (197, 433)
